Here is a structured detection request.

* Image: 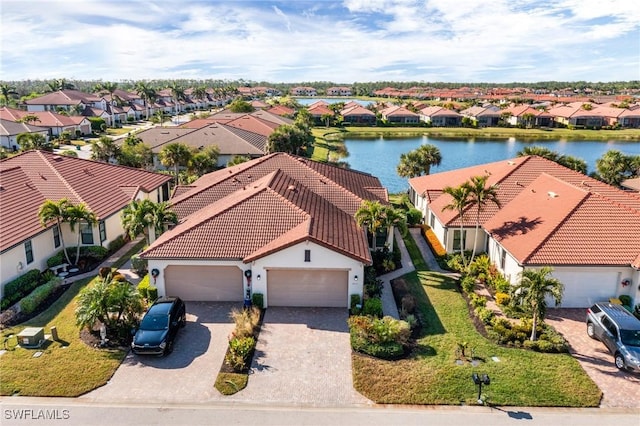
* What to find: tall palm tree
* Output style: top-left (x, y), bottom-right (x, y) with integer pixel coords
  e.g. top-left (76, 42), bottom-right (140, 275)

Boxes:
top-left (355, 200), bottom-right (386, 250)
top-left (18, 114), bottom-right (41, 125)
top-left (396, 144), bottom-right (442, 178)
top-left (38, 199), bottom-right (73, 265)
top-left (67, 203), bottom-right (97, 265)
top-left (0, 83), bottom-right (18, 106)
top-left (121, 199), bottom-right (177, 244)
top-left (150, 201), bottom-right (178, 239)
top-left (46, 78), bottom-right (75, 92)
top-left (464, 175), bottom-right (500, 264)
top-left (159, 142), bottom-right (193, 185)
top-left (169, 82), bottom-right (185, 114)
top-left (135, 82), bottom-right (157, 120)
top-left (17, 133), bottom-right (52, 151)
top-left (441, 183), bottom-right (471, 267)
top-left (513, 267), bottom-right (563, 341)
top-left (95, 82), bottom-right (118, 125)
top-left (596, 149), bottom-right (630, 186)
top-left (379, 206), bottom-right (408, 247)
top-left (91, 136), bottom-right (120, 162)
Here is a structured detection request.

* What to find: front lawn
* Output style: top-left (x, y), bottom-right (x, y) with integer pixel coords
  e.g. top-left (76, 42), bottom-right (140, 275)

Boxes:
top-left (352, 237), bottom-right (602, 406)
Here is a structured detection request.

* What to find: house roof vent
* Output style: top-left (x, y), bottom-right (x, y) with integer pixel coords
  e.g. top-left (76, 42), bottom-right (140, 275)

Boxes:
top-left (548, 191), bottom-right (559, 198)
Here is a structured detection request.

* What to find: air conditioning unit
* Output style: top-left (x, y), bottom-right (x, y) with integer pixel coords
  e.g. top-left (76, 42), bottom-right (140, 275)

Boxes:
top-left (18, 327), bottom-right (44, 348)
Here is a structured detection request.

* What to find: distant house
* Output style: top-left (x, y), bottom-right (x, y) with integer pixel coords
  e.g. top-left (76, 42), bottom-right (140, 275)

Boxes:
top-left (340, 105), bottom-right (376, 125)
top-left (408, 155), bottom-right (640, 308)
top-left (0, 151), bottom-right (172, 289)
top-left (307, 103), bottom-right (335, 125)
top-left (24, 90), bottom-right (113, 125)
top-left (379, 105), bottom-right (420, 124)
top-left (141, 153), bottom-right (389, 308)
top-left (267, 105), bottom-right (295, 117)
top-left (501, 105), bottom-right (554, 127)
top-left (290, 87), bottom-right (317, 96)
top-left (326, 86), bottom-right (352, 96)
top-left (547, 102), bottom-right (604, 128)
top-left (459, 105), bottom-right (501, 127)
top-left (0, 107), bottom-right (92, 138)
top-left (0, 119), bottom-right (50, 151)
top-left (419, 106), bottom-right (462, 127)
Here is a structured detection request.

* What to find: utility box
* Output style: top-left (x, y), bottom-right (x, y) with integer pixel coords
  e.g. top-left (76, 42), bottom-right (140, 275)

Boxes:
top-left (18, 327), bottom-right (44, 348)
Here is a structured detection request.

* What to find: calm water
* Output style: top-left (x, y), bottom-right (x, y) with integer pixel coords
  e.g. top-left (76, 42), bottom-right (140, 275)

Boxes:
top-left (344, 136), bottom-right (640, 193)
top-left (296, 98), bottom-right (372, 106)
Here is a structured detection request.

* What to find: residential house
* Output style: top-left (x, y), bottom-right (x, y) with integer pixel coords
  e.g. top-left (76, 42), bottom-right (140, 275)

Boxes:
top-left (267, 105), bottom-right (295, 117)
top-left (459, 105), bottom-right (501, 127)
top-left (379, 105), bottom-right (420, 124)
top-left (25, 90), bottom-right (112, 125)
top-left (419, 106), bottom-right (462, 127)
top-left (140, 153), bottom-right (389, 307)
top-left (340, 105), bottom-right (376, 125)
top-left (0, 151), bottom-right (172, 290)
top-left (501, 104), bottom-right (554, 127)
top-left (547, 102), bottom-right (604, 128)
top-left (408, 155), bottom-right (640, 308)
top-left (0, 119), bottom-right (50, 151)
top-left (0, 107), bottom-right (92, 138)
top-left (307, 103), bottom-right (335, 125)
top-left (290, 87), bottom-right (317, 96)
top-left (326, 86), bottom-right (353, 96)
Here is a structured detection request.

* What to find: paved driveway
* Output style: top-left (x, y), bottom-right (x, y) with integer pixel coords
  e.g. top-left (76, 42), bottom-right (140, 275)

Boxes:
top-left (546, 308), bottom-right (640, 408)
top-left (82, 302), bottom-right (236, 404)
top-left (228, 307), bottom-right (371, 407)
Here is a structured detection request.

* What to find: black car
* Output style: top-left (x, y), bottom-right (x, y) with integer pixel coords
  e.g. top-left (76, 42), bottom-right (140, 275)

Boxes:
top-left (131, 297), bottom-right (186, 356)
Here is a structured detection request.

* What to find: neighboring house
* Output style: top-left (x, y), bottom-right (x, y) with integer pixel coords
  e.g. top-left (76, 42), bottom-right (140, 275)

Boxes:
top-left (408, 155), bottom-right (640, 308)
top-left (419, 106), bottom-right (462, 127)
top-left (0, 119), bottom-right (49, 150)
top-left (0, 151), bottom-right (172, 291)
top-left (500, 105), bottom-right (554, 127)
top-left (307, 103), bottom-right (335, 125)
top-left (547, 102), bottom-right (604, 128)
top-left (24, 90), bottom-right (107, 113)
top-left (141, 153), bottom-right (389, 308)
top-left (0, 107), bottom-right (92, 137)
top-left (326, 86), bottom-right (353, 96)
top-left (340, 105), bottom-right (376, 125)
top-left (459, 105), bottom-right (501, 127)
top-left (290, 86), bottom-right (317, 96)
top-left (379, 106), bottom-right (420, 124)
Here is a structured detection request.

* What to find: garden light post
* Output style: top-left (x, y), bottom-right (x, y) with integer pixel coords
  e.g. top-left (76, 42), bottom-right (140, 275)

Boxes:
top-left (472, 373), bottom-right (490, 404)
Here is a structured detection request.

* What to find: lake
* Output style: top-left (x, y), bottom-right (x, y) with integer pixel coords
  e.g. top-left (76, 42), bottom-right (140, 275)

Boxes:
top-left (296, 98), bottom-right (372, 106)
top-left (344, 136), bottom-right (640, 193)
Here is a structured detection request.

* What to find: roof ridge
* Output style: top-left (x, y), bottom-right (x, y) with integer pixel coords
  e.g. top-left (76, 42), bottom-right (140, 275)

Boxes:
top-left (37, 150), bottom-right (90, 207)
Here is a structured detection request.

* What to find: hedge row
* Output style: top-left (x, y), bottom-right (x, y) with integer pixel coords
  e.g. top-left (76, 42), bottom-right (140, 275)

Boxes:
top-left (1, 269), bottom-right (42, 311)
top-left (46, 246), bottom-right (108, 268)
top-left (20, 278), bottom-right (62, 315)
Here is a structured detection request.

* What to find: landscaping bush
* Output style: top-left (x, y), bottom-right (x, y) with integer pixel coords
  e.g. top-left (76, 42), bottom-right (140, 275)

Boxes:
top-left (362, 298), bottom-right (383, 318)
top-left (130, 254), bottom-right (148, 275)
top-left (225, 336), bottom-right (256, 372)
top-left (406, 208), bottom-right (423, 226)
top-left (421, 225), bottom-right (446, 257)
top-left (107, 235), bottom-right (126, 253)
top-left (348, 315), bottom-right (410, 360)
top-left (460, 274), bottom-right (476, 294)
top-left (486, 317), bottom-right (568, 352)
top-left (137, 276), bottom-right (150, 300)
top-left (400, 294), bottom-right (416, 314)
top-left (229, 306), bottom-right (261, 339)
top-left (474, 306), bottom-right (494, 325)
top-left (469, 293), bottom-right (487, 309)
top-left (619, 295), bottom-right (632, 308)
top-left (47, 246), bottom-right (109, 268)
top-left (19, 278), bottom-right (62, 315)
top-left (251, 293), bottom-right (264, 309)
top-left (495, 292), bottom-right (511, 306)
top-left (350, 294), bottom-right (362, 315)
top-left (147, 286), bottom-right (158, 302)
top-left (1, 269), bottom-right (42, 310)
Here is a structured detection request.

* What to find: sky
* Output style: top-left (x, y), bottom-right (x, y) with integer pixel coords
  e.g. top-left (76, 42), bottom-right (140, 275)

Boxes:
top-left (1, 0), bottom-right (639, 84)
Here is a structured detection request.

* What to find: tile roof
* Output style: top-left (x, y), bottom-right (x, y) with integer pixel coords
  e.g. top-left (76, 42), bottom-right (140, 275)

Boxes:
top-left (0, 107), bottom-right (87, 127)
top-left (419, 106), bottom-right (461, 117)
top-left (267, 105), bottom-right (295, 117)
top-left (0, 151), bottom-right (172, 252)
top-left (142, 153), bottom-right (387, 264)
top-left (0, 119), bottom-right (48, 136)
top-left (410, 155), bottom-right (640, 267)
top-left (24, 90), bottom-right (102, 105)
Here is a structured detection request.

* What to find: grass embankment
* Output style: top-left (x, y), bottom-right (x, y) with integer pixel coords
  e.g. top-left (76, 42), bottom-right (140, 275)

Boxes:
top-left (0, 240), bottom-right (144, 397)
top-left (351, 233), bottom-right (602, 407)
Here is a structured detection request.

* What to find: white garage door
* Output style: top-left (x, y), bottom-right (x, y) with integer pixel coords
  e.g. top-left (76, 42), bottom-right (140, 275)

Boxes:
top-left (557, 271), bottom-right (618, 308)
top-left (164, 265), bottom-right (243, 301)
top-left (267, 269), bottom-right (349, 307)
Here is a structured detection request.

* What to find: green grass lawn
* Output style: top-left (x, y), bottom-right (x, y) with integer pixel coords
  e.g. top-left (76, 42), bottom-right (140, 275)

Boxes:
top-left (352, 235), bottom-right (602, 407)
top-left (105, 128), bottom-right (131, 136)
top-left (0, 276), bottom-right (126, 397)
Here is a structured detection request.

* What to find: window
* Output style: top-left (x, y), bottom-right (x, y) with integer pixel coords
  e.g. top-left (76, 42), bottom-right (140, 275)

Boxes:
top-left (99, 221), bottom-right (106, 243)
top-left (25, 241), bottom-right (34, 264)
top-left (304, 249), bottom-right (311, 262)
top-left (53, 225), bottom-right (61, 248)
top-left (453, 230), bottom-right (465, 251)
top-left (500, 248), bottom-right (507, 270)
top-left (429, 213), bottom-right (435, 228)
top-left (80, 223), bottom-right (94, 245)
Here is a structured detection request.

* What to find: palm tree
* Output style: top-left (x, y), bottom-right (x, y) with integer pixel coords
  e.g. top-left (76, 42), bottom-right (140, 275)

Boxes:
top-left (17, 114), bottom-right (41, 125)
top-left (135, 82), bottom-right (157, 120)
top-left (66, 203), bottom-right (97, 265)
top-left (355, 200), bottom-right (386, 250)
top-left (441, 184), bottom-right (471, 267)
top-left (516, 145), bottom-right (559, 161)
top-left (91, 136), bottom-right (120, 162)
top-left (159, 142), bottom-right (192, 185)
top-left (596, 150), bottom-right (631, 186)
top-left (396, 144), bottom-right (442, 178)
top-left (0, 83), bottom-right (18, 106)
top-left (95, 82), bottom-right (118, 125)
top-left (17, 133), bottom-right (52, 151)
top-left (168, 82), bottom-right (185, 114)
top-left (121, 199), bottom-right (177, 244)
top-left (46, 78), bottom-right (75, 92)
top-left (464, 175), bottom-right (500, 264)
top-left (150, 201), bottom-right (178, 239)
top-left (379, 206), bottom-right (408, 247)
top-left (188, 145), bottom-right (219, 176)
top-left (513, 267), bottom-right (563, 341)
top-left (38, 199), bottom-right (73, 265)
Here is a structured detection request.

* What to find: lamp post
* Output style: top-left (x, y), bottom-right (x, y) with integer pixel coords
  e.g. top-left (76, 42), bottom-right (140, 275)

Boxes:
top-left (472, 373), bottom-right (490, 404)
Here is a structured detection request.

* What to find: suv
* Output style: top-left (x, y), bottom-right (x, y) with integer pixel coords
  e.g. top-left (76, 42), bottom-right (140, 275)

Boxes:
top-left (586, 302), bottom-right (640, 372)
top-left (132, 297), bottom-right (186, 356)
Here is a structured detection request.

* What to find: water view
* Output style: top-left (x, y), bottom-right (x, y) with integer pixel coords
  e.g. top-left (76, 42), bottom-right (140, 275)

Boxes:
top-left (344, 136), bottom-right (640, 193)
top-left (295, 98), bottom-right (372, 107)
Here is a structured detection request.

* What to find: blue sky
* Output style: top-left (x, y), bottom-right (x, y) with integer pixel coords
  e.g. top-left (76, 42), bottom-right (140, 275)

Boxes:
top-left (1, 0), bottom-right (639, 83)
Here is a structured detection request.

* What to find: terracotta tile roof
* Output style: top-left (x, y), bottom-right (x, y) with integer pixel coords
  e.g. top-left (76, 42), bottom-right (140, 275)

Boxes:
top-left (0, 107), bottom-right (86, 127)
top-left (143, 154), bottom-right (386, 263)
top-left (0, 151), bottom-right (171, 252)
top-left (307, 104), bottom-right (333, 116)
top-left (341, 105), bottom-right (375, 117)
top-left (380, 105), bottom-right (419, 117)
top-left (267, 105), bottom-right (295, 117)
top-left (224, 115), bottom-right (280, 137)
top-left (410, 155), bottom-right (640, 266)
top-left (0, 119), bottom-right (48, 136)
top-left (419, 106), bottom-right (461, 117)
top-left (24, 90), bottom-right (102, 105)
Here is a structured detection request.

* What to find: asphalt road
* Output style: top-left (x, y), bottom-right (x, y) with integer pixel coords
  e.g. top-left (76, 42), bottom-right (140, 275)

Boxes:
top-left (1, 398), bottom-right (639, 426)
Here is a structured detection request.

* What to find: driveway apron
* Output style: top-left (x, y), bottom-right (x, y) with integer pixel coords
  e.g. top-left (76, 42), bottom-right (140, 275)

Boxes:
top-left (546, 308), bottom-right (640, 408)
top-left (228, 307), bottom-right (371, 407)
top-left (81, 302), bottom-right (236, 404)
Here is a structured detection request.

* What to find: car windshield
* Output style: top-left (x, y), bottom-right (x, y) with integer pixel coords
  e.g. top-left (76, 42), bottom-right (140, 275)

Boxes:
top-left (620, 329), bottom-right (640, 347)
top-left (140, 314), bottom-right (169, 331)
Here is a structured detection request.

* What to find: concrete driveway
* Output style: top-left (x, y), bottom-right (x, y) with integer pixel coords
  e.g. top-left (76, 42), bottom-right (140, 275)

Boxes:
top-left (82, 302), bottom-right (236, 404)
top-left (546, 308), bottom-right (640, 408)
top-left (228, 307), bottom-right (371, 407)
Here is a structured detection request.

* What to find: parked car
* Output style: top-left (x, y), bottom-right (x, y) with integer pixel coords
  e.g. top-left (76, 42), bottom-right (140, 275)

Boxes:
top-left (131, 297), bottom-right (186, 356)
top-left (586, 302), bottom-right (640, 372)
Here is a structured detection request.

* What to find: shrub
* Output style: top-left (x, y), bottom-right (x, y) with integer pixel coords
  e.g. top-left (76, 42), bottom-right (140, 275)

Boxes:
top-left (495, 292), bottom-right (511, 306)
top-left (619, 295), bottom-right (632, 307)
top-left (350, 294), bottom-right (362, 315)
top-left (475, 307), bottom-right (495, 325)
top-left (130, 254), bottom-right (148, 275)
top-left (111, 273), bottom-right (127, 282)
top-left (469, 293), bottom-right (487, 309)
top-left (406, 208), bottom-right (423, 226)
top-left (251, 293), bottom-right (264, 309)
top-left (422, 225), bottom-right (446, 257)
top-left (137, 274), bottom-right (150, 299)
top-left (47, 246), bottom-right (109, 268)
top-left (1, 269), bottom-right (42, 310)
top-left (229, 306), bottom-right (260, 339)
top-left (107, 235), bottom-right (126, 253)
top-left (460, 275), bottom-right (476, 294)
top-left (401, 294), bottom-right (416, 314)
top-left (362, 298), bottom-right (383, 318)
top-left (225, 336), bottom-right (256, 372)
top-left (364, 275), bottom-right (383, 299)
top-left (19, 278), bottom-right (61, 315)
top-left (147, 286), bottom-right (158, 302)
top-left (348, 315), bottom-right (410, 359)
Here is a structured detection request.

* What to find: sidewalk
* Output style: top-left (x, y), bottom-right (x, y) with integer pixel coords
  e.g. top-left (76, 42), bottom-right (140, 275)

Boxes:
top-left (378, 229), bottom-right (414, 319)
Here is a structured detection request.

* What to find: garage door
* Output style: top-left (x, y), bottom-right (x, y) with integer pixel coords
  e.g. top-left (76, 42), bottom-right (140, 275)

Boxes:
top-left (164, 265), bottom-right (243, 301)
top-left (556, 271), bottom-right (618, 308)
top-left (267, 269), bottom-right (348, 307)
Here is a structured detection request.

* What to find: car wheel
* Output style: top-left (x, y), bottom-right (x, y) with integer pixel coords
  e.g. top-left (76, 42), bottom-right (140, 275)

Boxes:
top-left (586, 322), bottom-right (596, 338)
top-left (180, 314), bottom-right (186, 328)
top-left (614, 353), bottom-right (625, 370)
top-left (164, 340), bottom-right (174, 356)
